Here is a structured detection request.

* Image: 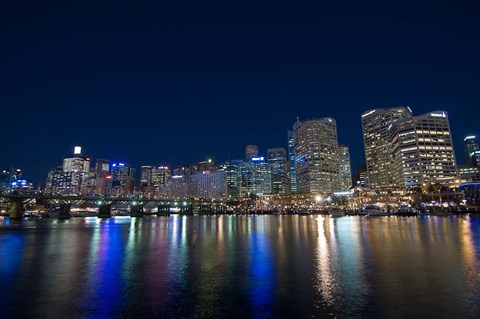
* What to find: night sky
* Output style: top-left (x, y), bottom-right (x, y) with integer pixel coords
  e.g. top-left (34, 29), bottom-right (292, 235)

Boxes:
top-left (1, 1), bottom-right (479, 186)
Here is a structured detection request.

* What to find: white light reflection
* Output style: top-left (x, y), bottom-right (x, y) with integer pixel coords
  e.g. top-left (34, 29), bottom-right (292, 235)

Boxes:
top-left (315, 216), bottom-right (339, 308)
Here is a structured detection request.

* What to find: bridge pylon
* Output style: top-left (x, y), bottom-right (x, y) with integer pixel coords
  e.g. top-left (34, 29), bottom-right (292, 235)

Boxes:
top-left (98, 204), bottom-right (112, 218)
top-left (130, 204), bottom-right (144, 218)
top-left (59, 203), bottom-right (71, 219)
top-left (7, 198), bottom-right (25, 220)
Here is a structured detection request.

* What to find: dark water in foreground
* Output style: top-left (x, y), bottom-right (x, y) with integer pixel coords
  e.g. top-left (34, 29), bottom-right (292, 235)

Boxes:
top-left (1, 215), bottom-right (480, 318)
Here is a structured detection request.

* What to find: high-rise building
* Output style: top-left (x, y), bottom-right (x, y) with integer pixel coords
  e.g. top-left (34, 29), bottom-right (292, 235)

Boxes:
top-left (361, 106), bottom-right (413, 192)
top-left (140, 165), bottom-right (153, 192)
top-left (358, 164), bottom-right (368, 186)
top-left (1, 168), bottom-right (32, 192)
top-left (45, 146), bottom-right (92, 193)
top-left (390, 110), bottom-right (458, 189)
top-left (94, 159), bottom-right (111, 194)
top-left (287, 130), bottom-right (297, 193)
top-left (245, 145), bottom-right (259, 159)
top-left (152, 166), bottom-right (171, 190)
top-left (218, 160), bottom-right (242, 198)
top-left (293, 117), bottom-right (340, 195)
top-left (111, 163), bottom-right (136, 195)
top-left (338, 145), bottom-right (352, 192)
top-left (465, 135), bottom-right (480, 167)
top-left (238, 157), bottom-right (272, 197)
top-left (267, 147), bottom-right (290, 194)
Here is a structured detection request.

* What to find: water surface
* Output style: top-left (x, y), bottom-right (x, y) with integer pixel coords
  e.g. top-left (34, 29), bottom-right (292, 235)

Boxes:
top-left (1, 215), bottom-right (479, 318)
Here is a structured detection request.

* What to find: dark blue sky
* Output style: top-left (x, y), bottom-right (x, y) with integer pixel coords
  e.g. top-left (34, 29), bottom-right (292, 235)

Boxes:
top-left (1, 0), bottom-right (479, 186)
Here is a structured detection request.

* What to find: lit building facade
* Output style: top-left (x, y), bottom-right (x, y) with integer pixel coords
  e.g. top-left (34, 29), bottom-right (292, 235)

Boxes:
top-left (267, 147), bottom-right (290, 194)
top-left (338, 145), bottom-right (352, 192)
top-left (458, 165), bottom-right (480, 182)
top-left (111, 163), bottom-right (136, 195)
top-left (391, 110), bottom-right (458, 189)
top-left (293, 117), bottom-right (340, 195)
top-left (46, 147), bottom-right (92, 193)
top-left (94, 159), bottom-right (111, 194)
top-left (218, 160), bottom-right (242, 198)
top-left (162, 175), bottom-right (189, 198)
top-left (1, 168), bottom-right (32, 192)
top-left (361, 106), bottom-right (413, 192)
top-left (140, 165), bottom-right (153, 193)
top-left (190, 171), bottom-right (227, 198)
top-left (152, 166), bottom-right (171, 190)
top-left (238, 157), bottom-right (272, 197)
top-left (287, 130), bottom-right (297, 193)
top-left (465, 135), bottom-right (480, 167)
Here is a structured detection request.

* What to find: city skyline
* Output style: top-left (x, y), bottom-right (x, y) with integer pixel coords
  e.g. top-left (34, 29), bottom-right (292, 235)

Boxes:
top-left (1, 1), bottom-right (479, 185)
top-left (1, 106), bottom-right (478, 188)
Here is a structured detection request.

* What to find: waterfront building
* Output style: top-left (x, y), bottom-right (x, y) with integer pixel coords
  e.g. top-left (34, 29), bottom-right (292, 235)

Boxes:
top-left (391, 110), bottom-right (458, 189)
top-left (111, 163), bottom-right (136, 195)
top-left (238, 157), bottom-right (272, 197)
top-left (245, 145), bottom-right (259, 159)
top-left (293, 117), bottom-right (340, 195)
top-left (464, 135), bottom-right (480, 167)
top-left (362, 106), bottom-right (413, 192)
top-left (190, 171), bottom-right (227, 198)
top-left (287, 130), bottom-right (297, 193)
top-left (459, 182), bottom-right (480, 205)
top-left (267, 147), bottom-right (290, 194)
top-left (338, 145), bottom-right (352, 192)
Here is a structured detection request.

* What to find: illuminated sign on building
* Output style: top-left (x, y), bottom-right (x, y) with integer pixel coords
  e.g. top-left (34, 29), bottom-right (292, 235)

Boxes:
top-left (430, 112), bottom-right (446, 118)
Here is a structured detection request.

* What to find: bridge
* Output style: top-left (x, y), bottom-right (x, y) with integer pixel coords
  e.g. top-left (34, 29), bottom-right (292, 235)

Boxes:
top-left (0, 192), bottom-right (231, 220)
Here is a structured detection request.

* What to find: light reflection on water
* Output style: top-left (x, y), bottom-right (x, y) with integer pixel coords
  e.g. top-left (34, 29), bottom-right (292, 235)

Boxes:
top-left (0, 215), bottom-right (480, 318)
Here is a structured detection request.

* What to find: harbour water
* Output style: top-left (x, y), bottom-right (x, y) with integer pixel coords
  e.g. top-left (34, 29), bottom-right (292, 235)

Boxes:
top-left (1, 215), bottom-right (480, 318)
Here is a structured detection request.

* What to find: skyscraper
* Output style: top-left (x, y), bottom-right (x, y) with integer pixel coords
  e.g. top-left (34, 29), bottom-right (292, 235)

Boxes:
top-left (390, 110), bottom-right (458, 188)
top-left (94, 158), bottom-right (111, 194)
top-left (267, 147), bottom-right (290, 194)
top-left (111, 163), bottom-right (136, 195)
top-left (293, 117), bottom-right (340, 195)
top-left (245, 145), bottom-right (259, 159)
top-left (152, 166), bottom-right (171, 190)
top-left (465, 135), bottom-right (480, 167)
top-left (49, 146), bottom-right (93, 193)
top-left (238, 157), bottom-right (272, 197)
top-left (287, 130), bottom-right (297, 193)
top-left (361, 106), bottom-right (413, 192)
top-left (338, 145), bottom-right (352, 192)
top-left (218, 160), bottom-right (242, 198)
top-left (140, 165), bottom-right (153, 193)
